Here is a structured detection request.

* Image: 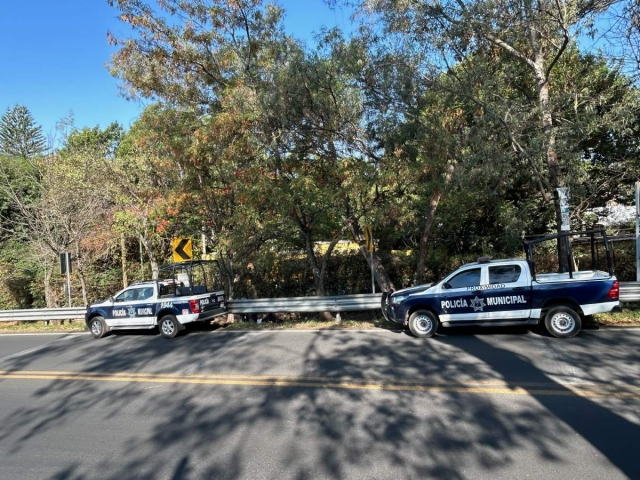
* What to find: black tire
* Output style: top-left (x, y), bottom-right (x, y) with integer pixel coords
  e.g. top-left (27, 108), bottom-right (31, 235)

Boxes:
top-left (544, 306), bottom-right (582, 338)
top-left (89, 316), bottom-right (108, 339)
top-left (408, 310), bottom-right (439, 338)
top-left (159, 314), bottom-right (180, 339)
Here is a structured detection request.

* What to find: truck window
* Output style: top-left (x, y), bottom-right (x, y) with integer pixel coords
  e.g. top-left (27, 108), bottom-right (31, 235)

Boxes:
top-left (191, 264), bottom-right (207, 295)
top-left (447, 268), bottom-right (481, 289)
top-left (489, 265), bottom-right (521, 284)
top-left (137, 287), bottom-right (154, 300)
top-left (115, 287), bottom-right (149, 302)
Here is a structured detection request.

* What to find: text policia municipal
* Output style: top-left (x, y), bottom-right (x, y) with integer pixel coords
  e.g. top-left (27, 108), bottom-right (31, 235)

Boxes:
top-left (441, 295), bottom-right (527, 311)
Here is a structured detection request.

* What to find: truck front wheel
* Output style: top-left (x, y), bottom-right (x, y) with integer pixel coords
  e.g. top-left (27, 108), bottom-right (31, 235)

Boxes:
top-left (544, 306), bottom-right (581, 338)
top-left (408, 310), bottom-right (439, 338)
top-left (89, 316), bottom-right (108, 339)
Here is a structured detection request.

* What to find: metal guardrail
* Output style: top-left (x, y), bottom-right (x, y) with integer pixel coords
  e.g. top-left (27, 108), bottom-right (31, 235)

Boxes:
top-left (227, 294), bottom-right (383, 314)
top-left (0, 307), bottom-right (87, 322)
top-left (0, 294), bottom-right (383, 322)
top-left (620, 282), bottom-right (640, 302)
top-left (0, 283), bottom-right (638, 322)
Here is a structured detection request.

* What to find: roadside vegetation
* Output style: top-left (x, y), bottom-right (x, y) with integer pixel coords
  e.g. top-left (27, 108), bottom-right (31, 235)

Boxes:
top-left (1, 0), bottom-right (640, 314)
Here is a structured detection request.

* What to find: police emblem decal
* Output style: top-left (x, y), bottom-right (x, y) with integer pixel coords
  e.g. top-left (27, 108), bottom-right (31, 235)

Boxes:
top-left (470, 296), bottom-right (485, 312)
top-left (127, 306), bottom-right (137, 318)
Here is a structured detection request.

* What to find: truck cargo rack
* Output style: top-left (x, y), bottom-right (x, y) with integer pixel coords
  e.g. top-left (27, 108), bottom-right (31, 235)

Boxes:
top-left (524, 229), bottom-right (613, 281)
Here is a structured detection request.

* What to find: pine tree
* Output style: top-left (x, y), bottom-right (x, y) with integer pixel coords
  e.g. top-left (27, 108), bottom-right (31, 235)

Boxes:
top-left (0, 105), bottom-right (46, 158)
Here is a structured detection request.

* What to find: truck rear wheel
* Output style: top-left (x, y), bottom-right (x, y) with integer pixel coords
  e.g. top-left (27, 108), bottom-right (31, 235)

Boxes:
top-left (159, 314), bottom-right (180, 339)
top-left (544, 306), bottom-right (581, 338)
top-left (408, 310), bottom-right (439, 338)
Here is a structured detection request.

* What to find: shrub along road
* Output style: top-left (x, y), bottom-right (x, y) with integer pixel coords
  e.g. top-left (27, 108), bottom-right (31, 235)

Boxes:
top-left (0, 328), bottom-right (638, 480)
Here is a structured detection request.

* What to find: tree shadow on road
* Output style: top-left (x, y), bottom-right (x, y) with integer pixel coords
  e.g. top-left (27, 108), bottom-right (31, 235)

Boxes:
top-left (0, 329), bottom-right (637, 479)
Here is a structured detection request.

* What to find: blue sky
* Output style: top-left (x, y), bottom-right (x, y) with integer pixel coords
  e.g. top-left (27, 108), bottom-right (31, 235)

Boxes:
top-left (0, 1), bottom-right (354, 141)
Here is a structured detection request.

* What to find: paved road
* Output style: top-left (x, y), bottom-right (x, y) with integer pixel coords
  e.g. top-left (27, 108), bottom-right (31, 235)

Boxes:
top-left (0, 327), bottom-right (638, 480)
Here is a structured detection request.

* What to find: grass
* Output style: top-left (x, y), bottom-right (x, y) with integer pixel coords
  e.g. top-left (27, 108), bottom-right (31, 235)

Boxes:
top-left (0, 320), bottom-right (88, 333)
top-left (591, 308), bottom-right (640, 327)
top-left (221, 317), bottom-right (397, 331)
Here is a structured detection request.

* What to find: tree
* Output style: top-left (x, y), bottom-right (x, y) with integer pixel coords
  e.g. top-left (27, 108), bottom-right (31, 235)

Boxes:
top-left (60, 122), bottom-right (124, 158)
top-left (0, 105), bottom-right (47, 158)
top-left (361, 0), bottom-right (619, 270)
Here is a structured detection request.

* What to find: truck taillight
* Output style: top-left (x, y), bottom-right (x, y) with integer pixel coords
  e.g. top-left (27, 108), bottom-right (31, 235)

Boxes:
top-left (189, 299), bottom-right (200, 313)
top-left (607, 281), bottom-right (619, 299)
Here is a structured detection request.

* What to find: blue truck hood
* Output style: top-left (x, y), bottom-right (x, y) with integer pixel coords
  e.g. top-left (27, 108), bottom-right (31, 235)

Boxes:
top-left (392, 283), bottom-right (435, 298)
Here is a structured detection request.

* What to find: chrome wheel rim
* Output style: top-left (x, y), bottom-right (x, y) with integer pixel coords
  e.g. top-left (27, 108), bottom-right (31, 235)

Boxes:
top-left (91, 320), bottom-right (102, 336)
top-left (161, 319), bottom-right (175, 336)
top-left (414, 315), bottom-right (433, 335)
top-left (551, 312), bottom-right (575, 334)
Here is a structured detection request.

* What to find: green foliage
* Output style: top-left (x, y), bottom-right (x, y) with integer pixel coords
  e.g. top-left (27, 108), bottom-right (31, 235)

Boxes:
top-left (0, 105), bottom-right (46, 158)
top-left (60, 122), bottom-right (124, 157)
top-left (2, 1), bottom-right (640, 306)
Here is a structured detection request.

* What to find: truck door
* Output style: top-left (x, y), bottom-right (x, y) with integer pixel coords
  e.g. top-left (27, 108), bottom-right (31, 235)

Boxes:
top-left (439, 267), bottom-right (489, 322)
top-left (110, 286), bottom-right (156, 327)
top-left (485, 264), bottom-right (532, 320)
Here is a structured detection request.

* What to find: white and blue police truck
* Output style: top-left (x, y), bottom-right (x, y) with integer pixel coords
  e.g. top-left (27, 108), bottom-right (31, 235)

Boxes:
top-left (382, 230), bottom-right (621, 338)
top-left (86, 260), bottom-right (226, 339)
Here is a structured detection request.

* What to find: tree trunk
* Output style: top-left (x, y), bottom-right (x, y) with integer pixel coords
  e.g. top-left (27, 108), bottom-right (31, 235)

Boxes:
top-left (218, 252), bottom-right (236, 323)
top-left (415, 161), bottom-right (455, 284)
top-left (73, 239), bottom-right (88, 306)
top-left (138, 233), bottom-right (159, 279)
top-left (301, 226), bottom-right (325, 295)
top-left (121, 233), bottom-right (128, 288)
top-left (44, 262), bottom-right (54, 308)
top-left (536, 66), bottom-right (569, 271)
top-left (349, 219), bottom-right (395, 292)
top-left (298, 219), bottom-right (340, 321)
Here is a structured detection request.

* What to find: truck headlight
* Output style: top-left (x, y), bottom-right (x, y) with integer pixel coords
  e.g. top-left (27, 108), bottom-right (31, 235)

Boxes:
top-left (391, 295), bottom-right (407, 304)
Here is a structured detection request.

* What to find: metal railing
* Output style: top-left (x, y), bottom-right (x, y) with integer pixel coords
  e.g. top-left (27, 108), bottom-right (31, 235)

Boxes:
top-left (0, 307), bottom-right (87, 322)
top-left (0, 294), bottom-right (383, 322)
top-left (620, 282), bottom-right (640, 302)
top-left (0, 283), bottom-right (638, 322)
top-left (227, 294), bottom-right (382, 314)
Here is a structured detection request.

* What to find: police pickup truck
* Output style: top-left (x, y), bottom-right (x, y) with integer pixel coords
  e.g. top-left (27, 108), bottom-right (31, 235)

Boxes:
top-left (86, 260), bottom-right (226, 339)
top-left (382, 230), bottom-right (620, 338)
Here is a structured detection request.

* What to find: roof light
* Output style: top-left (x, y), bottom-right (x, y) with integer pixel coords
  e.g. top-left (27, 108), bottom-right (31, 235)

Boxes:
top-left (478, 256), bottom-right (491, 263)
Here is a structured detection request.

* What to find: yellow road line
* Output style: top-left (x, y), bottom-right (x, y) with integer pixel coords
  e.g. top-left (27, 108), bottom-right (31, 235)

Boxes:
top-left (0, 370), bottom-right (638, 398)
top-left (2, 370), bottom-right (639, 391)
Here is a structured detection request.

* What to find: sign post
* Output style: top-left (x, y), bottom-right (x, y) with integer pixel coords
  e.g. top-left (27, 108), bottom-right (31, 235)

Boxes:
top-left (557, 187), bottom-right (570, 231)
top-left (172, 238), bottom-right (193, 262)
top-left (364, 226), bottom-right (374, 294)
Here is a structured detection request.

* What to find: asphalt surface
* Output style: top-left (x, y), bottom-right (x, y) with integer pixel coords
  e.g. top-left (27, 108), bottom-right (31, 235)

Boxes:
top-left (0, 327), bottom-right (638, 480)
